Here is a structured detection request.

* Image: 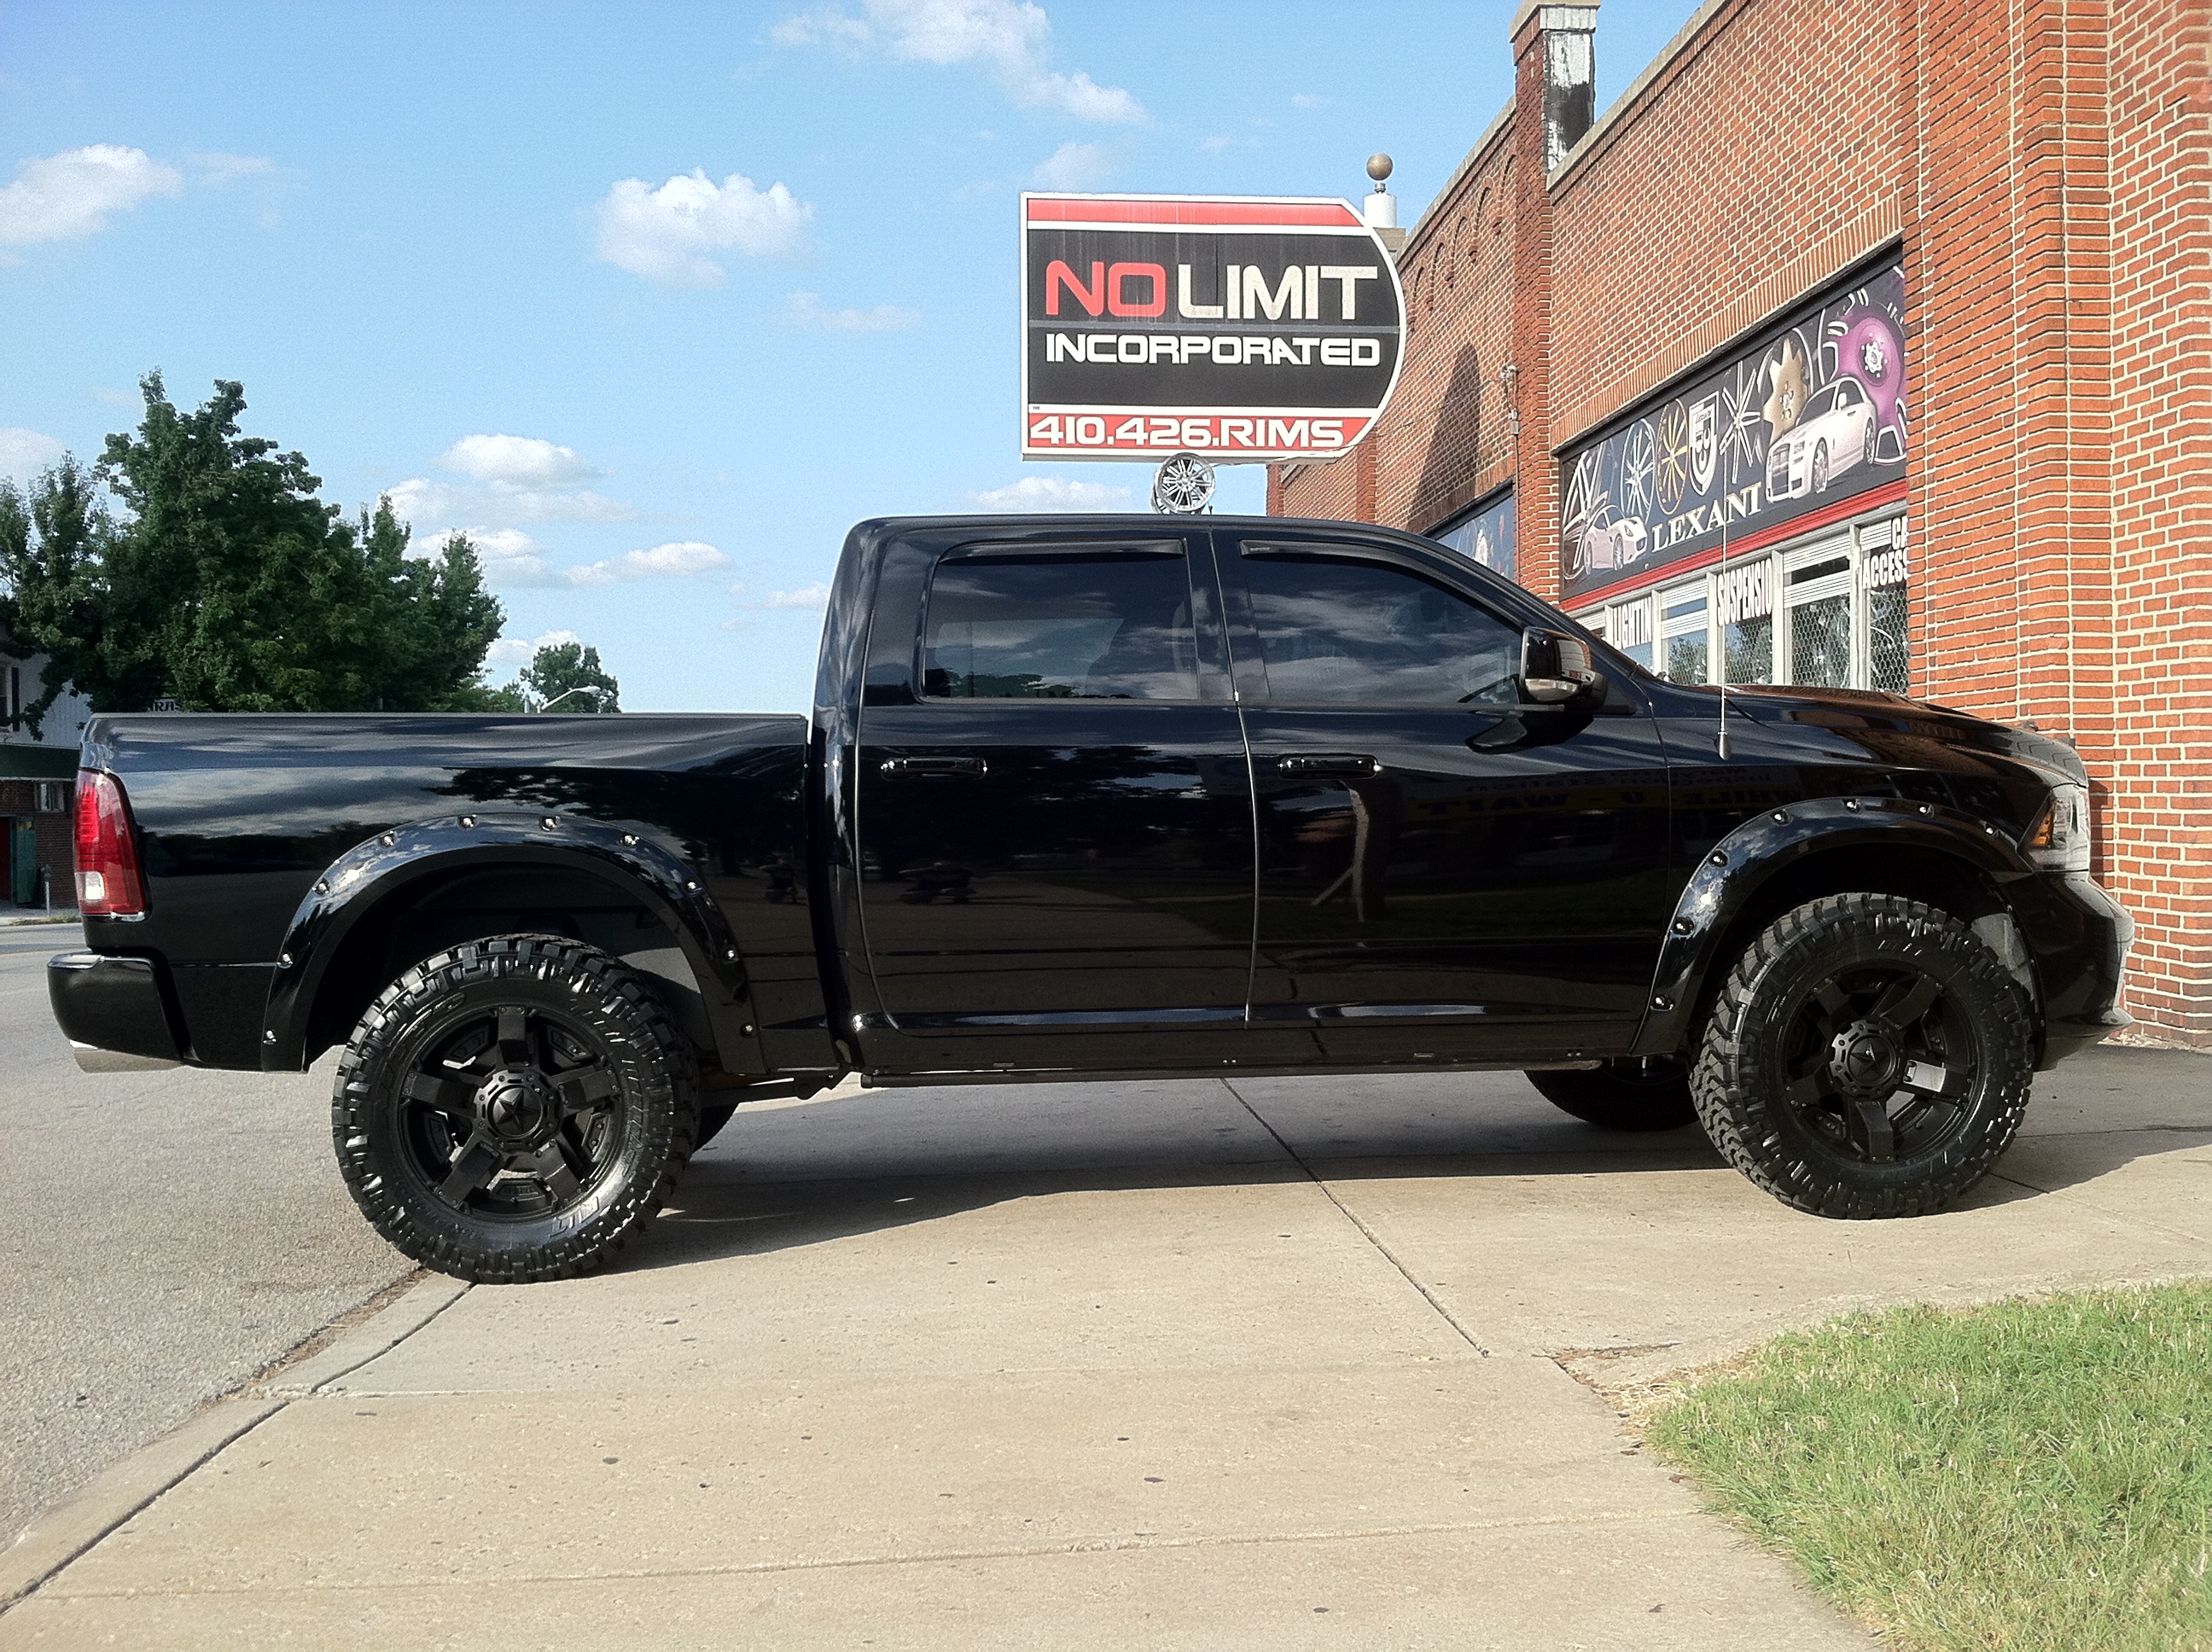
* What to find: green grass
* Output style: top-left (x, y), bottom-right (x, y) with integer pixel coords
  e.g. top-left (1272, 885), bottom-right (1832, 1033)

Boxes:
top-left (1646, 1284), bottom-right (2212, 1651)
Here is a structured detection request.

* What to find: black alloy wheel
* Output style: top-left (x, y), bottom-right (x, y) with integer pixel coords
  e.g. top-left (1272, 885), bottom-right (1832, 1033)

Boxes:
top-left (1693, 893), bottom-right (2034, 1219)
top-left (334, 935), bottom-right (698, 1283)
top-left (1528, 1057), bottom-right (1698, 1131)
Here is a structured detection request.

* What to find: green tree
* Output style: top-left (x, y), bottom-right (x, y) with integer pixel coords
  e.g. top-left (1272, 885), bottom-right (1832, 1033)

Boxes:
top-left (515, 641), bottom-right (620, 712)
top-left (0, 374), bottom-right (510, 721)
top-left (0, 456), bottom-right (119, 731)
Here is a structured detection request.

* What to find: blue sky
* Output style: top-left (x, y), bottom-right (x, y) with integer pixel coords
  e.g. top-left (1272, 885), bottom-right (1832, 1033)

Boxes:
top-left (1, 0), bottom-right (1702, 711)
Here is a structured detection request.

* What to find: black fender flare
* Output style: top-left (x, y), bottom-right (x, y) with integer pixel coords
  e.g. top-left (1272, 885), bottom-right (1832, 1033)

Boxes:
top-left (1629, 795), bottom-right (2039, 1057)
top-left (259, 811), bottom-right (762, 1073)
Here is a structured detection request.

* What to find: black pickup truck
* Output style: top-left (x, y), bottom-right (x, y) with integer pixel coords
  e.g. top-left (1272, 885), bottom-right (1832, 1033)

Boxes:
top-left (50, 514), bottom-right (2131, 1281)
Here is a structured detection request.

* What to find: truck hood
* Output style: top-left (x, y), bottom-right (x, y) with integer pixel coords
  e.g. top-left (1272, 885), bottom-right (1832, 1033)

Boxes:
top-left (1721, 683), bottom-right (2088, 786)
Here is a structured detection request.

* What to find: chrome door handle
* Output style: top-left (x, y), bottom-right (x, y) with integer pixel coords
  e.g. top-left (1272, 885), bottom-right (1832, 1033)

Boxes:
top-left (1277, 753), bottom-right (1382, 777)
top-left (878, 756), bottom-right (987, 777)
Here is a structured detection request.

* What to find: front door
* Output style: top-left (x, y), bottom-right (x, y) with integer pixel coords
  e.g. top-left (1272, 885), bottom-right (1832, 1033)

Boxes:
top-left (854, 531), bottom-right (1254, 1074)
top-left (1220, 532), bottom-right (1674, 1066)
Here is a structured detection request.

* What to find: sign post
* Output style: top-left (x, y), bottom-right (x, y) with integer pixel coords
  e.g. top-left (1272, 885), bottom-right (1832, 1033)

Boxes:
top-left (1020, 194), bottom-right (1406, 465)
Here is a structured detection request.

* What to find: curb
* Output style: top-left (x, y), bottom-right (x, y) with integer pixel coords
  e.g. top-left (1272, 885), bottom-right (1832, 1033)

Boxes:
top-left (256, 1274), bottom-right (469, 1397)
top-left (0, 1399), bottom-right (280, 1611)
top-left (0, 1273), bottom-right (469, 1615)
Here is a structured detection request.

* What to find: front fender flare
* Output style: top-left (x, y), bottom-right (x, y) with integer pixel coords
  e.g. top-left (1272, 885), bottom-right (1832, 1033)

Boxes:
top-left (260, 812), bottom-right (758, 1072)
top-left (1628, 795), bottom-right (2037, 1058)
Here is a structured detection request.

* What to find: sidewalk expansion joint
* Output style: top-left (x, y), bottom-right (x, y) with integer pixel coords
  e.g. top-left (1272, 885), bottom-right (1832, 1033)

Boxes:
top-left (1220, 1079), bottom-right (1493, 1357)
top-left (1984, 1161), bottom-right (2212, 1252)
top-left (32, 1506), bottom-right (1703, 1599)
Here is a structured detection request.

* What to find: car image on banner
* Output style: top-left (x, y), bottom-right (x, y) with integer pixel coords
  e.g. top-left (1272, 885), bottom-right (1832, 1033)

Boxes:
top-left (1766, 375), bottom-right (1881, 500)
top-left (1020, 194), bottom-right (1406, 465)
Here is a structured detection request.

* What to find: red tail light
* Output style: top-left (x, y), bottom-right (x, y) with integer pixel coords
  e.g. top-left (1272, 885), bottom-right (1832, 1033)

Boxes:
top-left (75, 769), bottom-right (148, 918)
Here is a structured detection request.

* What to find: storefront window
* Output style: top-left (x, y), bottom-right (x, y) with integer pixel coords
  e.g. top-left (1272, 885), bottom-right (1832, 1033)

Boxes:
top-left (1610, 596), bottom-right (1654, 670)
top-left (1660, 584), bottom-right (1708, 683)
top-left (1785, 543), bottom-right (1854, 688)
top-left (1573, 512), bottom-right (1903, 695)
top-left (1716, 559), bottom-right (1774, 683)
top-left (1862, 521), bottom-right (1910, 694)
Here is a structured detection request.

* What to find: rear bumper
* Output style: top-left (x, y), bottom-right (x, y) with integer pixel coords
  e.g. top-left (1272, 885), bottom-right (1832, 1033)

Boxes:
top-left (48, 952), bottom-right (183, 1072)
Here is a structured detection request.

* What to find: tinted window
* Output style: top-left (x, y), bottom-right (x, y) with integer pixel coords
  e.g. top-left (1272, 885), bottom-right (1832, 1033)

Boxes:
top-left (1242, 550), bottom-right (1522, 704)
top-left (923, 552), bottom-right (1199, 701)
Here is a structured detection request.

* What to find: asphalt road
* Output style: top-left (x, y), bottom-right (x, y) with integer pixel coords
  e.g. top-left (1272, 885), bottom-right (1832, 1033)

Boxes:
top-left (0, 923), bottom-right (411, 1545)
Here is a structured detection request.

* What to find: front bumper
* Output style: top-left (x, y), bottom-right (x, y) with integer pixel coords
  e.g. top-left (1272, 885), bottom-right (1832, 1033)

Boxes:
top-left (2018, 874), bottom-right (2134, 1069)
top-left (49, 952), bottom-right (183, 1073)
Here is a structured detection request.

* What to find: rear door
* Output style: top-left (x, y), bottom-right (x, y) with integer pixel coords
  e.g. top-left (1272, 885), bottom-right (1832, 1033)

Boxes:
top-left (1220, 530), bottom-right (1674, 1066)
top-left (853, 528), bottom-right (1255, 1074)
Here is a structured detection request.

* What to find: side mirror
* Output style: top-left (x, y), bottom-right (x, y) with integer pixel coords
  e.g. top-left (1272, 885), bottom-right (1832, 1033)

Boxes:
top-left (1521, 627), bottom-right (1607, 706)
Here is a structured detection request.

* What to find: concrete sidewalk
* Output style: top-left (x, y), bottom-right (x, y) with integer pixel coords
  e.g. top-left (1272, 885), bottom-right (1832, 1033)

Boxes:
top-left (3, 1046), bottom-right (2206, 1649)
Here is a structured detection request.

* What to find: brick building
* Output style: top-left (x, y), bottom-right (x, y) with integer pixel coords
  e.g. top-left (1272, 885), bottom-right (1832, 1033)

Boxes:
top-left (0, 647), bottom-right (89, 911)
top-left (1272, 0), bottom-right (2210, 1048)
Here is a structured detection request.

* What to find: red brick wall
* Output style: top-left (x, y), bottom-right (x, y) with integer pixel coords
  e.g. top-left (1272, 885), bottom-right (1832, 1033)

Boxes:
top-left (0, 777), bottom-right (73, 909)
top-left (1277, 0), bottom-right (2210, 1047)
top-left (2107, 0), bottom-right (2211, 1044)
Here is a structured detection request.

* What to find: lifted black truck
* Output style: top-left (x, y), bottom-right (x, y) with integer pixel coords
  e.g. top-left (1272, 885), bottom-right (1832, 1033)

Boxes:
top-left (50, 515), bottom-right (2132, 1281)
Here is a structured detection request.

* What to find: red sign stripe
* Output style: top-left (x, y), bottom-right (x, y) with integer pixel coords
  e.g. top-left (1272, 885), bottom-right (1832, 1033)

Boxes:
top-left (1025, 197), bottom-right (1361, 228)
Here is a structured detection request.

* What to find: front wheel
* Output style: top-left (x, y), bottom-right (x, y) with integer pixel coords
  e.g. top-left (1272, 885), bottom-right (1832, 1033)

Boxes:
top-left (333, 935), bottom-right (700, 1283)
top-left (1528, 1059), bottom-right (1697, 1131)
top-left (1692, 894), bottom-right (2034, 1219)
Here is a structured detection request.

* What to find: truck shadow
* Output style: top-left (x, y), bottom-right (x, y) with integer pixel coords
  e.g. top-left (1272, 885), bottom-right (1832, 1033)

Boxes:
top-left (619, 1075), bottom-right (2162, 1275)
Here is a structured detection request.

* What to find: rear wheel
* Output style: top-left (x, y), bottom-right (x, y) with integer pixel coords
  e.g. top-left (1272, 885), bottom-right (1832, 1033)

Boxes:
top-left (333, 934), bottom-right (699, 1283)
top-left (1528, 1059), bottom-right (1697, 1131)
top-left (1692, 894), bottom-right (2033, 1219)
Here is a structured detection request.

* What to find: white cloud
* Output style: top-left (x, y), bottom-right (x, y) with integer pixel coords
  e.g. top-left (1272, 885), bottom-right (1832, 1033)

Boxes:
top-left (382, 438), bottom-right (632, 532)
top-left (962, 475), bottom-right (1133, 512)
top-left (0, 427), bottom-right (67, 484)
top-left (731, 579), bottom-right (832, 609)
top-left (439, 433), bottom-right (598, 488)
top-left (775, 1), bottom-right (1144, 124)
top-left (385, 476), bottom-right (634, 528)
top-left (0, 145), bottom-right (183, 253)
top-left (486, 628), bottom-right (581, 669)
top-left (187, 151), bottom-right (275, 183)
top-left (1031, 141), bottom-right (1115, 190)
top-left (411, 526), bottom-right (567, 588)
top-left (568, 540), bottom-right (732, 586)
top-left (1290, 93), bottom-right (1329, 109)
top-left (783, 290), bottom-right (920, 332)
top-left (592, 169), bottom-right (812, 288)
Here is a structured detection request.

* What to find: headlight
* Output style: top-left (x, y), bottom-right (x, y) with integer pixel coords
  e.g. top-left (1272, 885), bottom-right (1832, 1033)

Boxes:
top-left (2022, 782), bottom-right (2091, 872)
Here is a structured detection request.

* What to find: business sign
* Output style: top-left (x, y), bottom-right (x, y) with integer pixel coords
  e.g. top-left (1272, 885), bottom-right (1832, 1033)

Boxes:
top-left (1021, 194), bottom-right (1406, 462)
top-left (1560, 261), bottom-right (1907, 603)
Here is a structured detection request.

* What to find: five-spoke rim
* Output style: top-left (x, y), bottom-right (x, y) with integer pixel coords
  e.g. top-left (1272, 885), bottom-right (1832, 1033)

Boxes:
top-left (398, 1003), bottom-right (624, 1218)
top-left (1779, 963), bottom-right (1977, 1163)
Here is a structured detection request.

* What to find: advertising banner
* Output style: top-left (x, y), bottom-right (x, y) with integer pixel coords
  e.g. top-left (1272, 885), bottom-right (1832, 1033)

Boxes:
top-left (1433, 490), bottom-right (1516, 584)
top-left (1559, 262), bottom-right (1906, 603)
top-left (1021, 194), bottom-right (1406, 462)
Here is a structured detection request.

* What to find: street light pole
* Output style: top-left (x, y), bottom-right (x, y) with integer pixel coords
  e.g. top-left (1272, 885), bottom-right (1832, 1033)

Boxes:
top-left (533, 687), bottom-right (596, 713)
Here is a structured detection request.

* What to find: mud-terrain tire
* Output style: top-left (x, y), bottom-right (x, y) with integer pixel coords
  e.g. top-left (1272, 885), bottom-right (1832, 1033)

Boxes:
top-left (1692, 894), bottom-right (2034, 1219)
top-left (1528, 1059), bottom-right (1697, 1131)
top-left (333, 934), bottom-right (699, 1283)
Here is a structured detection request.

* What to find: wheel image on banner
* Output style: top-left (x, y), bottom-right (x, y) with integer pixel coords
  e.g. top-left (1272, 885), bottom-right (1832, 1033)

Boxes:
top-left (1560, 450), bottom-right (1604, 583)
top-left (1619, 420), bottom-right (1656, 520)
top-left (1654, 398), bottom-right (1693, 513)
top-left (1150, 453), bottom-right (1215, 515)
